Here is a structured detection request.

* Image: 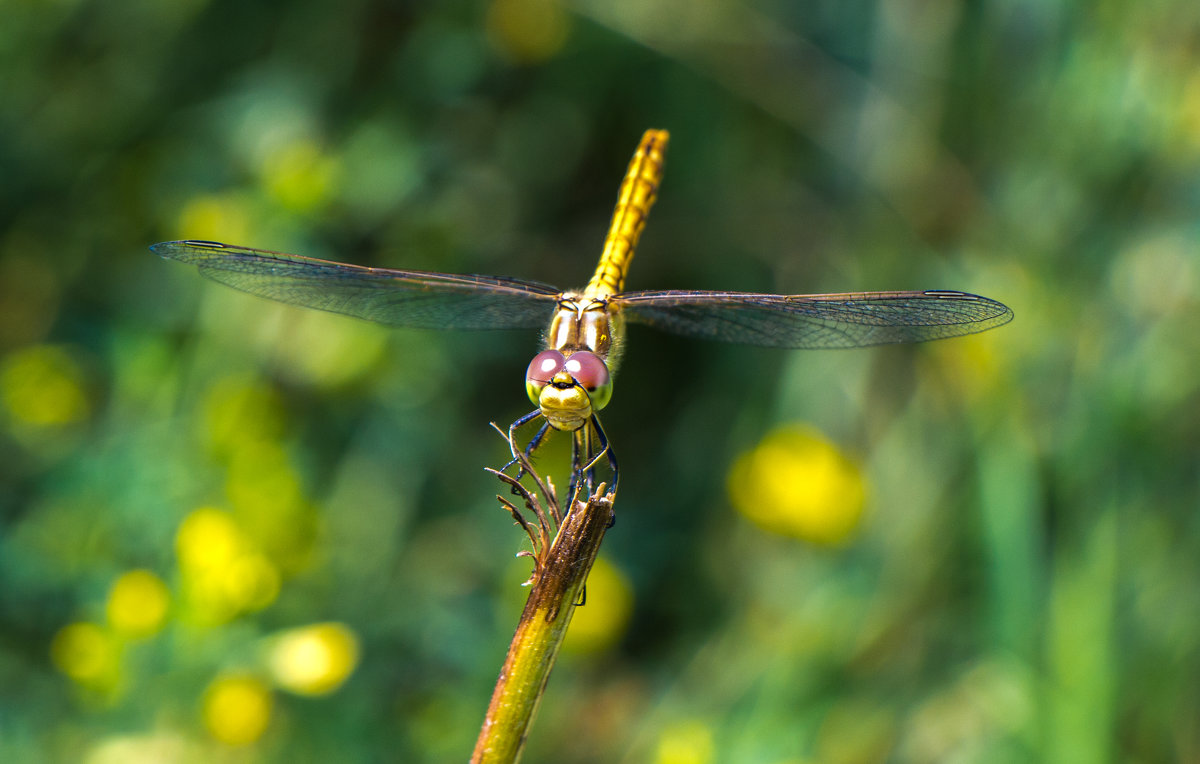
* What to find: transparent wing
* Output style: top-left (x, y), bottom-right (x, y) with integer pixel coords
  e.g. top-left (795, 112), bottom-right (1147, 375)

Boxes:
top-left (611, 289), bottom-right (1013, 349)
top-left (152, 240), bottom-right (563, 330)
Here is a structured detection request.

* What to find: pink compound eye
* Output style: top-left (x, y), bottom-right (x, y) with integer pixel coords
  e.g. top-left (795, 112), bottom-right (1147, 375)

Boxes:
top-left (525, 349), bottom-right (566, 404)
top-left (563, 351), bottom-right (608, 391)
top-left (527, 349), bottom-right (566, 384)
top-left (563, 351), bottom-right (612, 410)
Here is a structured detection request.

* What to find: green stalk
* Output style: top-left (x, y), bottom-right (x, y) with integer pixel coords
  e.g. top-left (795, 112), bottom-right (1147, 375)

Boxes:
top-left (471, 485), bottom-right (614, 763)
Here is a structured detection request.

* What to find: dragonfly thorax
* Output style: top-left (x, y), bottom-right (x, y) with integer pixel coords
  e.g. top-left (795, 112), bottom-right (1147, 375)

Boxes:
top-left (546, 295), bottom-right (617, 358)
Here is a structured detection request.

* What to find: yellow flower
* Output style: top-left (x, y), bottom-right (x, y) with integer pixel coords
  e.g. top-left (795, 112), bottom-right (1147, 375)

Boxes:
top-left (176, 507), bottom-right (280, 623)
top-left (266, 622), bottom-right (360, 696)
top-left (486, 0), bottom-right (570, 63)
top-left (202, 675), bottom-right (272, 746)
top-left (50, 622), bottom-right (119, 687)
top-left (0, 344), bottom-right (89, 428)
top-left (1179, 69), bottom-right (1200, 156)
top-left (728, 425), bottom-right (867, 546)
top-left (106, 570), bottom-right (171, 639)
top-left (654, 719), bottom-right (715, 764)
top-left (258, 139), bottom-right (341, 212)
top-left (563, 556), bottom-right (633, 654)
top-left (223, 438), bottom-right (317, 572)
top-left (177, 507), bottom-right (240, 571)
top-left (202, 376), bottom-right (285, 456)
top-left (176, 192), bottom-right (253, 244)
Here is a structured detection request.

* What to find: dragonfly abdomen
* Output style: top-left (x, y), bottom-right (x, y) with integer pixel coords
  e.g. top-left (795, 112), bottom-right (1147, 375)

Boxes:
top-left (584, 130), bottom-right (669, 299)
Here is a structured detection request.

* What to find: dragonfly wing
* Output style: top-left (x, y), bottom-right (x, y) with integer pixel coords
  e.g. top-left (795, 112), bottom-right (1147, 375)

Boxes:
top-left (612, 289), bottom-right (1013, 349)
top-left (152, 240), bottom-right (562, 330)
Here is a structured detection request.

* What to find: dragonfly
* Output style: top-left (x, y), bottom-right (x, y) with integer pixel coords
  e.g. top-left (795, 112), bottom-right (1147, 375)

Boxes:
top-left (153, 129), bottom-right (1012, 499)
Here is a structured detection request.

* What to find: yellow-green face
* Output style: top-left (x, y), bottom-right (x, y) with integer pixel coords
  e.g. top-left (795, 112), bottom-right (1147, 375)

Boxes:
top-left (524, 299), bottom-right (617, 431)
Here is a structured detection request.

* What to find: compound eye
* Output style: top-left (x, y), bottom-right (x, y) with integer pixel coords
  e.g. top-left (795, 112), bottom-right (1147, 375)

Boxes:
top-left (525, 349), bottom-right (565, 404)
top-left (564, 351), bottom-right (612, 410)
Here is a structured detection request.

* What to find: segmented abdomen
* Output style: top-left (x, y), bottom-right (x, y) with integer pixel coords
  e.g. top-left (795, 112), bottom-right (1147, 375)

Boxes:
top-left (584, 130), bottom-right (669, 299)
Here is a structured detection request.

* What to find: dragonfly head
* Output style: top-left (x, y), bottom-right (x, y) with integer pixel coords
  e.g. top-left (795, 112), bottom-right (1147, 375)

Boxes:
top-left (525, 349), bottom-right (613, 431)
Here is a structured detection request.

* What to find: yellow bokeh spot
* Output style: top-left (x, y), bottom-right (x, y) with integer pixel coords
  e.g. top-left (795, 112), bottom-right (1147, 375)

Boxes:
top-left (83, 732), bottom-right (201, 763)
top-left (486, 0), bottom-right (570, 64)
top-left (176, 507), bottom-right (280, 623)
top-left (183, 557), bottom-right (280, 625)
top-left (927, 332), bottom-right (1005, 405)
top-left (50, 622), bottom-right (119, 686)
top-left (202, 376), bottom-right (286, 456)
top-left (225, 553), bottom-right (281, 611)
top-left (1178, 70), bottom-right (1200, 156)
top-left (267, 622), bottom-right (360, 696)
top-left (563, 556), bottom-right (633, 654)
top-left (815, 698), bottom-right (895, 763)
top-left (0, 344), bottom-right (89, 427)
top-left (654, 719), bottom-right (715, 764)
top-left (202, 675), bottom-right (272, 746)
top-left (275, 312), bottom-right (389, 390)
top-left (225, 439), bottom-right (304, 520)
top-left (177, 507), bottom-right (244, 571)
top-left (200, 377), bottom-right (318, 570)
top-left (106, 570), bottom-right (171, 639)
top-left (176, 192), bottom-right (253, 244)
top-left (728, 425), bottom-right (867, 546)
top-left (224, 438), bottom-right (316, 571)
top-left (259, 140), bottom-right (340, 212)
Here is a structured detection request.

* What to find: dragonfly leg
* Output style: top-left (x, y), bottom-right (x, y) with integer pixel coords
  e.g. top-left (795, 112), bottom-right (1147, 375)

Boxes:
top-left (523, 421), bottom-right (552, 463)
top-left (590, 414), bottom-right (618, 497)
top-left (568, 415), bottom-right (618, 506)
top-left (592, 415), bottom-right (618, 527)
top-left (568, 428), bottom-right (585, 504)
top-left (568, 427), bottom-right (601, 505)
top-left (504, 409), bottom-right (546, 480)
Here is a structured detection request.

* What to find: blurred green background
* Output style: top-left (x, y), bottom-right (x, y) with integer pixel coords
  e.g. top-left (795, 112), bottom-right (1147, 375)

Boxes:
top-left (2, 0), bottom-right (1198, 761)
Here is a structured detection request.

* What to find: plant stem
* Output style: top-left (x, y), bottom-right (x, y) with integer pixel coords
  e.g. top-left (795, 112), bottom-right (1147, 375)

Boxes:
top-left (471, 489), bottom-right (614, 763)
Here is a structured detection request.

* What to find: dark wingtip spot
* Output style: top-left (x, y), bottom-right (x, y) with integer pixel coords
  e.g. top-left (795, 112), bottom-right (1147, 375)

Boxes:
top-left (150, 240), bottom-right (229, 256)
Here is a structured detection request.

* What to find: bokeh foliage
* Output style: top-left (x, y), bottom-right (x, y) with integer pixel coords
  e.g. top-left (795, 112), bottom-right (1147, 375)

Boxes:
top-left (2, 0), bottom-right (1198, 761)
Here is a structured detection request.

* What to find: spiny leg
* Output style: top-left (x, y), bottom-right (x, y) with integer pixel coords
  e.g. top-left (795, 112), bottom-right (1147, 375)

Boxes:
top-left (589, 415), bottom-right (618, 529)
top-left (568, 425), bottom-right (603, 504)
top-left (568, 426), bottom-right (588, 504)
top-left (522, 421), bottom-right (553, 463)
top-left (504, 409), bottom-right (546, 482)
top-left (568, 415), bottom-right (618, 506)
top-left (589, 413), bottom-right (618, 496)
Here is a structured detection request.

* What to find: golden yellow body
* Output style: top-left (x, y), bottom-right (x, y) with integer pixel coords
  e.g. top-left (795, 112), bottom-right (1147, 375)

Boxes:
top-left (584, 129), bottom-right (668, 299)
top-left (534, 130), bottom-right (669, 432)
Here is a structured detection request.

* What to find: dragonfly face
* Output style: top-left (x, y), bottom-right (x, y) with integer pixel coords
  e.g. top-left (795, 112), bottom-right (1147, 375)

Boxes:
top-left (525, 296), bottom-right (620, 431)
top-left (152, 129), bottom-right (1012, 496)
top-left (524, 347), bottom-right (611, 431)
